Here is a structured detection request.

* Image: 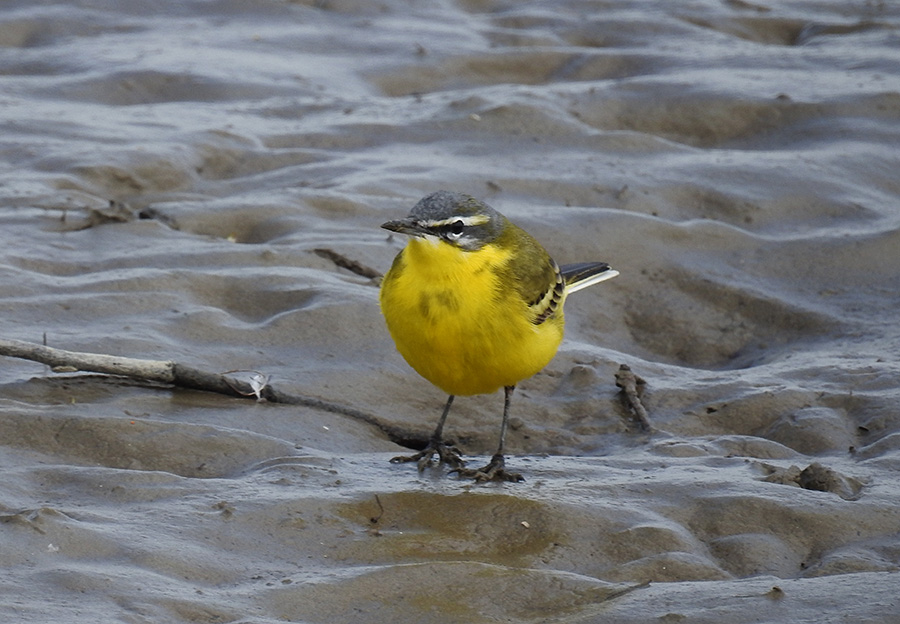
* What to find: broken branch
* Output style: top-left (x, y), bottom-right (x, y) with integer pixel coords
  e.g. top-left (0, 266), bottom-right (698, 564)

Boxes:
top-left (615, 363), bottom-right (651, 432)
top-left (0, 337), bottom-right (409, 444)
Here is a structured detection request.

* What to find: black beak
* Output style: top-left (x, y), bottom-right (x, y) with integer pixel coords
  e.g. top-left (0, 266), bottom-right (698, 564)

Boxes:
top-left (381, 217), bottom-right (429, 237)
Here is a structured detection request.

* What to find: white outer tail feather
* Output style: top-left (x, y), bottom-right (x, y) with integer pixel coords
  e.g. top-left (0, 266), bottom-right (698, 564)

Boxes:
top-left (564, 269), bottom-right (619, 295)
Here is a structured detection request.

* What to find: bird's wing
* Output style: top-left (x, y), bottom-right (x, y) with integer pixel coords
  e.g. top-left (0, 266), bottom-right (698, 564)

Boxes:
top-left (528, 258), bottom-right (565, 325)
top-left (497, 223), bottom-right (563, 326)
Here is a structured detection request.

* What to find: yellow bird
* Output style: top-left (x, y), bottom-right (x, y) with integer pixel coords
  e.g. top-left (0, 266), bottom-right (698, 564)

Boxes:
top-left (380, 191), bottom-right (618, 482)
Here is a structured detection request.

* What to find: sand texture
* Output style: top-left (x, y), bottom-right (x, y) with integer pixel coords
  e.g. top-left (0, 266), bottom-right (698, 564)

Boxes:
top-left (1, 0), bottom-right (899, 622)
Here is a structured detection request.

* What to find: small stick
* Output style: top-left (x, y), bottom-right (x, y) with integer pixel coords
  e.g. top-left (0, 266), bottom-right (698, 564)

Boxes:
top-left (0, 337), bottom-right (411, 444)
top-left (313, 248), bottom-right (382, 280)
top-left (615, 364), bottom-right (651, 432)
top-left (370, 494), bottom-right (384, 524)
top-left (0, 338), bottom-right (175, 382)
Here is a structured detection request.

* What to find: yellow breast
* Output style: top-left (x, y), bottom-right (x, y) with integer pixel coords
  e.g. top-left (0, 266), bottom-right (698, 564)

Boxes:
top-left (380, 236), bottom-right (565, 396)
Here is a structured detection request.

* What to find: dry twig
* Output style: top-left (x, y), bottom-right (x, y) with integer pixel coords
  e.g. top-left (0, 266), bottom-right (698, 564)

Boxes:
top-left (615, 363), bottom-right (651, 432)
top-left (313, 248), bottom-right (382, 280)
top-left (0, 338), bottom-right (408, 443)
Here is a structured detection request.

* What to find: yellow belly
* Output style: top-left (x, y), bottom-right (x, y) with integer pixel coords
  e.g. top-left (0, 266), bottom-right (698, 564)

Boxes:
top-left (380, 237), bottom-right (564, 396)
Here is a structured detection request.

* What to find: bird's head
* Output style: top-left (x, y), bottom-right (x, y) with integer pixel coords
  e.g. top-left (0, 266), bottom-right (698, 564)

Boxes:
top-left (381, 191), bottom-right (505, 251)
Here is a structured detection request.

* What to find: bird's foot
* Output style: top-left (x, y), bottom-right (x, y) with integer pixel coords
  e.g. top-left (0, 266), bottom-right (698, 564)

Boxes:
top-left (452, 453), bottom-right (524, 483)
top-left (390, 440), bottom-right (465, 472)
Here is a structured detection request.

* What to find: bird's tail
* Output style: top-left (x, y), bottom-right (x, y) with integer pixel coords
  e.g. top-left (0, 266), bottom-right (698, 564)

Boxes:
top-left (561, 262), bottom-right (619, 294)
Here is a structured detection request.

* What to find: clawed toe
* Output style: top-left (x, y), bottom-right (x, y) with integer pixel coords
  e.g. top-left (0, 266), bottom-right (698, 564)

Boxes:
top-left (452, 454), bottom-right (523, 483)
top-left (390, 441), bottom-right (465, 471)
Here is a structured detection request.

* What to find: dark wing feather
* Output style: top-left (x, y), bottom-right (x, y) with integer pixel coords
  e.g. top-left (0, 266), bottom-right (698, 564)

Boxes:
top-left (560, 262), bottom-right (612, 291)
top-left (496, 221), bottom-right (561, 325)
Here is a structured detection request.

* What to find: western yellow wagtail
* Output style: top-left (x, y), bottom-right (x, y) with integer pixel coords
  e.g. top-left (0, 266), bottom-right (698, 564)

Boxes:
top-left (380, 191), bottom-right (618, 482)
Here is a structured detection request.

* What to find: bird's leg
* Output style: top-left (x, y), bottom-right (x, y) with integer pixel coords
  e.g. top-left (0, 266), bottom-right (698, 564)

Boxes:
top-left (390, 395), bottom-right (465, 471)
top-left (454, 386), bottom-right (524, 483)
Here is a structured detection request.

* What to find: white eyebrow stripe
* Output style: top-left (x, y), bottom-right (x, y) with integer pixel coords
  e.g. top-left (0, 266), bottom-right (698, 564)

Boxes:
top-left (420, 214), bottom-right (490, 228)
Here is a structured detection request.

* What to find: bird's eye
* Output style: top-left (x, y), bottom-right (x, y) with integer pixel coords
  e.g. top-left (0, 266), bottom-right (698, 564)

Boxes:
top-left (445, 220), bottom-right (465, 240)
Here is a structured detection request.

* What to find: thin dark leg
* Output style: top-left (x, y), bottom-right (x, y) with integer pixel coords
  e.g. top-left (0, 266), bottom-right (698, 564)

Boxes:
top-left (390, 395), bottom-right (465, 471)
top-left (454, 385), bottom-right (524, 483)
top-left (494, 385), bottom-right (513, 456)
top-left (430, 394), bottom-right (454, 443)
